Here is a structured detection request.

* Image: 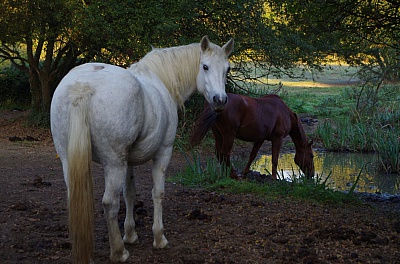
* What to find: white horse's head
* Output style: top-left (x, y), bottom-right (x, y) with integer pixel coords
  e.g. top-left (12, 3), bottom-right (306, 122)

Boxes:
top-left (197, 36), bottom-right (234, 111)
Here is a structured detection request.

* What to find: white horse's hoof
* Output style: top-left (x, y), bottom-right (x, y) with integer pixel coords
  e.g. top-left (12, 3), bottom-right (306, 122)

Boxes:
top-left (120, 249), bottom-right (130, 262)
top-left (110, 248), bottom-right (130, 263)
top-left (123, 232), bottom-right (139, 244)
top-left (153, 235), bottom-right (168, 248)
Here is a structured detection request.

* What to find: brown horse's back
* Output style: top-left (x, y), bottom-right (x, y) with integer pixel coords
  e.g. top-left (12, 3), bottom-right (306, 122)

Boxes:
top-left (214, 93), bottom-right (295, 142)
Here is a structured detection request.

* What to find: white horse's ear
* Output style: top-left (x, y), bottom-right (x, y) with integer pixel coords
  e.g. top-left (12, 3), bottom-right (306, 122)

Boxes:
top-left (200, 35), bottom-right (210, 52)
top-left (222, 38), bottom-right (234, 56)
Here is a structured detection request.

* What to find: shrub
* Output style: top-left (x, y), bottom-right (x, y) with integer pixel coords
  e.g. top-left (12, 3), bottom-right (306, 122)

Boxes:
top-left (0, 66), bottom-right (30, 107)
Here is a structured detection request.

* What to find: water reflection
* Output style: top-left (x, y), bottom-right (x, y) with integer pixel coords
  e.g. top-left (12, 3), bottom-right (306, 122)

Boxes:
top-left (251, 152), bottom-right (400, 195)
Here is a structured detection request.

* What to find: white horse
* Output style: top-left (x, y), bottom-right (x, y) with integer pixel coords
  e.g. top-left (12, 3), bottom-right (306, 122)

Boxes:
top-left (50, 36), bottom-right (234, 263)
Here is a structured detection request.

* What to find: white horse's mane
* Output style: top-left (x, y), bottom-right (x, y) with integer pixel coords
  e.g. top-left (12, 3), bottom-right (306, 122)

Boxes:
top-left (129, 42), bottom-right (222, 107)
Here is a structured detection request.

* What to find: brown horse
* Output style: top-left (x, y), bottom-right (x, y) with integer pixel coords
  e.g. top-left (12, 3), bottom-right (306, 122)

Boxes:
top-left (190, 93), bottom-right (314, 179)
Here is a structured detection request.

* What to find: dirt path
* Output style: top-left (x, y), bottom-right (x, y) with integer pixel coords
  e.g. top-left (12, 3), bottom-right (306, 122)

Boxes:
top-left (0, 110), bottom-right (399, 263)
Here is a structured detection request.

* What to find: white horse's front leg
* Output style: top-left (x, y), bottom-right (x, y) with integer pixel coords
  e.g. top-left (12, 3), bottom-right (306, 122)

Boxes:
top-left (103, 165), bottom-right (130, 263)
top-left (123, 165), bottom-right (138, 244)
top-left (151, 150), bottom-right (171, 248)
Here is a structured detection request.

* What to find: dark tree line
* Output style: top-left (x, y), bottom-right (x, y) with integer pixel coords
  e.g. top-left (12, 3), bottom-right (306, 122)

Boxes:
top-left (1, 0), bottom-right (398, 113)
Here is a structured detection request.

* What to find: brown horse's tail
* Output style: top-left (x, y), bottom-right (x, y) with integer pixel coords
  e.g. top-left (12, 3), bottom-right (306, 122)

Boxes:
top-left (190, 106), bottom-right (218, 146)
top-left (67, 84), bottom-right (94, 263)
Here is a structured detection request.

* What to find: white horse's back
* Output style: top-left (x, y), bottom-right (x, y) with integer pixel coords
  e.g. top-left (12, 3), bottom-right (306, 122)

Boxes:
top-left (52, 63), bottom-right (171, 164)
top-left (51, 63), bottom-right (143, 157)
top-left (50, 36), bottom-right (234, 263)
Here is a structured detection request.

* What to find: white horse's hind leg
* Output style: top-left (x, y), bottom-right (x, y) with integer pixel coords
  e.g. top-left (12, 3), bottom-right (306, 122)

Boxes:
top-left (123, 166), bottom-right (138, 244)
top-left (102, 165), bottom-right (130, 263)
top-left (151, 151), bottom-right (171, 248)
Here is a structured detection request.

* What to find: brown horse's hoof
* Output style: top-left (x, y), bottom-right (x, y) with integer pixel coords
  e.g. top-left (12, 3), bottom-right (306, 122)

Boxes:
top-left (229, 176), bottom-right (243, 181)
top-left (229, 170), bottom-right (244, 181)
top-left (229, 175), bottom-right (244, 181)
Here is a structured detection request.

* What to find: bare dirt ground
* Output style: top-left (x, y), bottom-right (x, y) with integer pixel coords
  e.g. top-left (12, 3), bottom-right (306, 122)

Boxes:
top-left (0, 110), bottom-right (399, 264)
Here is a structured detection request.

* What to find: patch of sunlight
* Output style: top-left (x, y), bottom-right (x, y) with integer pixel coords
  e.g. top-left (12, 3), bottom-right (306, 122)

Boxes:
top-left (243, 64), bottom-right (360, 89)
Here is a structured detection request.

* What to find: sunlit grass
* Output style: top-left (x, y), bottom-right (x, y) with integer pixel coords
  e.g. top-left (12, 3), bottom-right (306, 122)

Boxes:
top-left (234, 64), bottom-right (359, 90)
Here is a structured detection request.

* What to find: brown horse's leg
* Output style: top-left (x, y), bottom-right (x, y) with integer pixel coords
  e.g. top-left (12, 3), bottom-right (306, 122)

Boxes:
top-left (271, 138), bottom-right (283, 179)
top-left (222, 141), bottom-right (237, 179)
top-left (213, 126), bottom-right (239, 179)
top-left (243, 141), bottom-right (263, 176)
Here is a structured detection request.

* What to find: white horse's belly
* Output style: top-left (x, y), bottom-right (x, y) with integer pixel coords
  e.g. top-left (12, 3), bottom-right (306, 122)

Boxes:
top-left (126, 106), bottom-right (178, 165)
top-left (127, 140), bottom-right (162, 165)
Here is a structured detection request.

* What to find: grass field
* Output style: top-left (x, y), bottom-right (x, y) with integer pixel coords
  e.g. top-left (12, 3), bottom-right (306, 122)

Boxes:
top-left (269, 65), bottom-right (360, 88)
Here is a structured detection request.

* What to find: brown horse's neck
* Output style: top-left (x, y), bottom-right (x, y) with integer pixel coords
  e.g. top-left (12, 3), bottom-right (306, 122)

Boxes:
top-left (289, 114), bottom-right (308, 152)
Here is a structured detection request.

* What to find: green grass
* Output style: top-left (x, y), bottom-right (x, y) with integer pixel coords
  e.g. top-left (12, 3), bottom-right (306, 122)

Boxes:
top-left (169, 150), bottom-right (359, 205)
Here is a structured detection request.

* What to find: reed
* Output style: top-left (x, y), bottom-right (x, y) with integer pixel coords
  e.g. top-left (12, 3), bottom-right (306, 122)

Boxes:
top-left (176, 147), bottom-right (229, 187)
top-left (316, 117), bottom-right (377, 152)
top-left (375, 129), bottom-right (400, 173)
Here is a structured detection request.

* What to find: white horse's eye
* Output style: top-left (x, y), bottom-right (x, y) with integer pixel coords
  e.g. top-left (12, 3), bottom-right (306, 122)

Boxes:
top-left (203, 64), bottom-right (209, 71)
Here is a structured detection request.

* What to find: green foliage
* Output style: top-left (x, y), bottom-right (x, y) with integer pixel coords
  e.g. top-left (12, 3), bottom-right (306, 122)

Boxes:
top-left (2, 0), bottom-right (399, 114)
top-left (4, 0), bottom-right (355, 107)
top-left (26, 110), bottom-right (50, 128)
top-left (268, 0), bottom-right (400, 83)
top-left (0, 66), bottom-right (30, 108)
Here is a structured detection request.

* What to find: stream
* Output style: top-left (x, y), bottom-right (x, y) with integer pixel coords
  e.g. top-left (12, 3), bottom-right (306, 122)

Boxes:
top-left (251, 152), bottom-right (400, 195)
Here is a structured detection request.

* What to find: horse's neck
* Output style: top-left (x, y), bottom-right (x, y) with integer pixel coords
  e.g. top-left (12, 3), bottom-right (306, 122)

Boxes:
top-left (289, 117), bottom-right (308, 151)
top-left (131, 44), bottom-right (200, 107)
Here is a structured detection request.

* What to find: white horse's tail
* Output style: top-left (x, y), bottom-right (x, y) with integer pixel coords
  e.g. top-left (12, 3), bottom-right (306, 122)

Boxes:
top-left (67, 84), bottom-right (94, 263)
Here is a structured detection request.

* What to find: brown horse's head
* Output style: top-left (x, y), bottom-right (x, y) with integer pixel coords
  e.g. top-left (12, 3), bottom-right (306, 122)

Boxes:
top-left (294, 140), bottom-right (315, 178)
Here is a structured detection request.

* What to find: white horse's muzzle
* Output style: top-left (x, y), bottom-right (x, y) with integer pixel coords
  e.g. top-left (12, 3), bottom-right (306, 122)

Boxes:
top-left (212, 94), bottom-right (228, 111)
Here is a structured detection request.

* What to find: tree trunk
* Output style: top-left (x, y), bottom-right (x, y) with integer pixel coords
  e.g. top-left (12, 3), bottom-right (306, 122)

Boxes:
top-left (29, 67), bottom-right (54, 113)
top-left (29, 67), bottom-right (42, 113)
top-left (39, 73), bottom-right (52, 113)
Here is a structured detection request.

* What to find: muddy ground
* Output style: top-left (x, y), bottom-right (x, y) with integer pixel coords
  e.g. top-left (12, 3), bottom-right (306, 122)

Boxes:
top-left (0, 110), bottom-right (399, 264)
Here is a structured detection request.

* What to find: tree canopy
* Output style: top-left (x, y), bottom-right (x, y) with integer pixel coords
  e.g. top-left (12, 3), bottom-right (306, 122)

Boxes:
top-left (268, 0), bottom-right (400, 82)
top-left (0, 0), bottom-right (399, 112)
